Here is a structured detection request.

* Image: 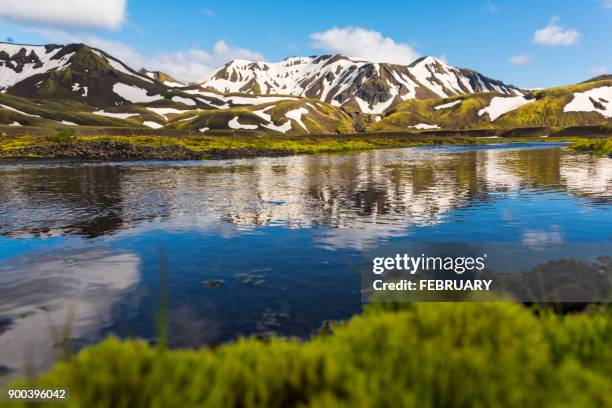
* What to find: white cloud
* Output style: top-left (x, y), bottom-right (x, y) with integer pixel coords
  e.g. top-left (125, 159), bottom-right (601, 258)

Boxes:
top-left (153, 42), bottom-right (264, 82)
top-left (603, 0), bottom-right (612, 8)
top-left (203, 9), bottom-right (215, 17)
top-left (0, 0), bottom-right (126, 30)
top-left (37, 30), bottom-right (263, 82)
top-left (590, 66), bottom-right (607, 75)
top-left (310, 27), bottom-right (419, 64)
top-left (509, 55), bottom-right (530, 64)
top-left (533, 17), bottom-right (580, 46)
top-left (485, 1), bottom-right (500, 13)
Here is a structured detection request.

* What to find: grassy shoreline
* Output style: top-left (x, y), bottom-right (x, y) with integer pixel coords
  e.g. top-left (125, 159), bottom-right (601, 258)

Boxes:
top-left (568, 138), bottom-right (612, 156)
top-left (0, 132), bottom-right (604, 161)
top-left (5, 302), bottom-right (611, 407)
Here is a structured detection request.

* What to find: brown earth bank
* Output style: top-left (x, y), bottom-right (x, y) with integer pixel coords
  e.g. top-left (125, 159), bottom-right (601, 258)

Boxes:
top-left (0, 141), bottom-right (205, 160)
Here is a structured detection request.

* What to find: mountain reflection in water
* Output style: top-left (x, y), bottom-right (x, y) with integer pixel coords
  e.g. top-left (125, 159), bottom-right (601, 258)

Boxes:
top-left (0, 143), bottom-right (609, 241)
top-left (0, 143), bottom-right (610, 378)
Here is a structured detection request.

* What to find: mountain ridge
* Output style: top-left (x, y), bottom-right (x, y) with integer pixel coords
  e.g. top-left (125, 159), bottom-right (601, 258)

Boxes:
top-left (0, 41), bottom-right (610, 135)
top-left (0, 41), bottom-right (522, 114)
top-left (199, 54), bottom-right (523, 114)
top-left (0, 42), bottom-right (166, 107)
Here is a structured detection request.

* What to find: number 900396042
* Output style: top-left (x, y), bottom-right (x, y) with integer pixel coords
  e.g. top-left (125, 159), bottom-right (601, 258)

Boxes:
top-left (6, 388), bottom-right (68, 401)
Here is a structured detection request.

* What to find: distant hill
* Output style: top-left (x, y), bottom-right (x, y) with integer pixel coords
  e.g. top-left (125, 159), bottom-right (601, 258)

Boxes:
top-left (370, 79), bottom-right (612, 131)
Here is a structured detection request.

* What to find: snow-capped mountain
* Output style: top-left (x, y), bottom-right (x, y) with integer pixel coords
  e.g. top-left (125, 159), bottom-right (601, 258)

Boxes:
top-left (0, 42), bottom-right (522, 114)
top-left (199, 55), bottom-right (523, 114)
top-left (0, 42), bottom-right (209, 108)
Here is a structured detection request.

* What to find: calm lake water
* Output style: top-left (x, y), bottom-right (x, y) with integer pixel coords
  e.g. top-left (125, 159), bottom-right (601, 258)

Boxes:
top-left (0, 142), bottom-right (610, 377)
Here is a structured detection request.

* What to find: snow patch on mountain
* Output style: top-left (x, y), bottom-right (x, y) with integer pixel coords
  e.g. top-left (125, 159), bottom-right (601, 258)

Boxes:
top-left (228, 116), bottom-right (258, 130)
top-left (164, 81), bottom-right (184, 87)
top-left (0, 44), bottom-right (74, 89)
top-left (434, 100), bottom-right (462, 110)
top-left (356, 96), bottom-right (395, 115)
top-left (285, 107), bottom-right (309, 131)
top-left (71, 83), bottom-right (88, 97)
top-left (263, 120), bottom-right (292, 133)
top-left (93, 110), bottom-right (138, 119)
top-left (113, 83), bottom-right (162, 103)
top-left (251, 106), bottom-right (292, 133)
top-left (478, 96), bottom-right (534, 121)
top-left (410, 123), bottom-right (440, 130)
top-left (143, 121), bottom-right (163, 129)
top-left (253, 106), bottom-right (273, 122)
top-left (227, 95), bottom-right (297, 105)
top-left (563, 86), bottom-right (612, 118)
top-left (177, 115), bottom-right (198, 122)
top-left (390, 71), bottom-right (419, 100)
top-left (0, 104), bottom-right (40, 117)
top-left (186, 89), bottom-right (297, 107)
top-left (171, 96), bottom-right (196, 106)
top-left (408, 57), bottom-right (449, 97)
top-left (191, 95), bottom-right (229, 109)
top-left (146, 107), bottom-right (190, 120)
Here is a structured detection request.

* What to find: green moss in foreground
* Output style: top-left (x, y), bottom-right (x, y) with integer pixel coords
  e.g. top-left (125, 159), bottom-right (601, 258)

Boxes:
top-left (6, 302), bottom-right (612, 407)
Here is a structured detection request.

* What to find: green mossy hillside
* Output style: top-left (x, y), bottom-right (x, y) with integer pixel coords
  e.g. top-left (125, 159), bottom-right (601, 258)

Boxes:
top-left (0, 93), bottom-right (169, 128)
top-left (370, 79), bottom-right (612, 132)
top-left (166, 98), bottom-right (355, 135)
top-left (368, 94), bottom-right (494, 132)
top-left (495, 81), bottom-right (612, 128)
top-left (3, 79), bottom-right (612, 135)
top-left (0, 93), bottom-right (129, 127)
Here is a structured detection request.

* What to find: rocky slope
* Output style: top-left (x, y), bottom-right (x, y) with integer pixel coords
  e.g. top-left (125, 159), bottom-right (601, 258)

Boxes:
top-left (199, 55), bottom-right (522, 114)
top-left (0, 42), bottom-right (215, 109)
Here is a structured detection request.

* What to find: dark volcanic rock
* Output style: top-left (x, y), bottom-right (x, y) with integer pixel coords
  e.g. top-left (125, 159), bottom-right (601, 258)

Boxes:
top-left (2, 141), bottom-right (205, 161)
top-left (1, 141), bottom-right (297, 161)
top-left (202, 279), bottom-right (224, 288)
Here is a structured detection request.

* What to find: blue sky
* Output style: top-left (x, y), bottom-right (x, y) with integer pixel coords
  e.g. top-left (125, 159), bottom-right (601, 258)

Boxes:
top-left (0, 0), bottom-right (610, 87)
